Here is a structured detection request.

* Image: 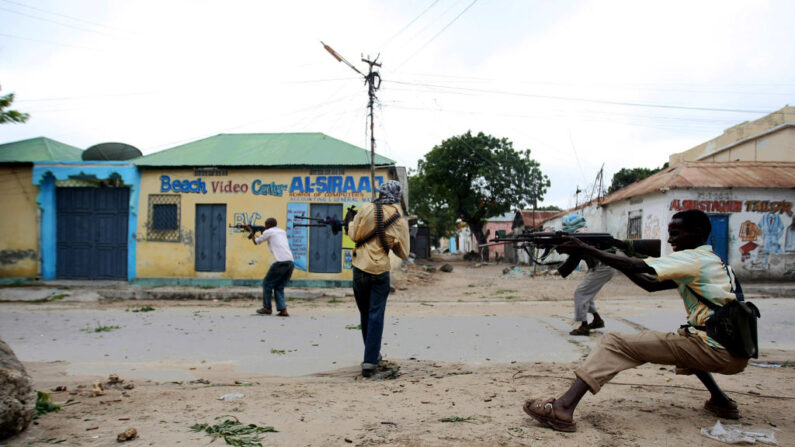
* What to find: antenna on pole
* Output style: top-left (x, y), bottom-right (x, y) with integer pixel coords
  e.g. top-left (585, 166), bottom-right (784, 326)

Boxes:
top-left (321, 41), bottom-right (382, 200)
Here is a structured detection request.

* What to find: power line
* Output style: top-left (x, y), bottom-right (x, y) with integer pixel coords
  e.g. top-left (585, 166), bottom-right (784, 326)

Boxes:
top-left (567, 129), bottom-right (586, 185)
top-left (389, 80), bottom-right (777, 114)
top-left (0, 5), bottom-right (124, 38)
top-left (17, 91), bottom-right (159, 103)
top-left (379, 0), bottom-right (441, 51)
top-left (396, 0), bottom-right (481, 70)
top-left (0, 0), bottom-right (135, 35)
top-left (0, 31), bottom-right (104, 51)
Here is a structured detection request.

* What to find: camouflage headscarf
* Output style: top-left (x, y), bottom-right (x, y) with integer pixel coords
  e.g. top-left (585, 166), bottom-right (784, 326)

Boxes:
top-left (377, 180), bottom-right (402, 204)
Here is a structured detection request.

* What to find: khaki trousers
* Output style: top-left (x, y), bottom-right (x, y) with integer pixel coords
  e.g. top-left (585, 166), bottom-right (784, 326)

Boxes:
top-left (575, 329), bottom-right (748, 394)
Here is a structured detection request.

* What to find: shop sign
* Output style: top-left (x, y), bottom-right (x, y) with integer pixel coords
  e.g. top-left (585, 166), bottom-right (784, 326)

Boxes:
top-left (159, 175), bottom-right (288, 196)
top-left (288, 175), bottom-right (384, 194)
top-left (160, 175), bottom-right (207, 194)
top-left (669, 199), bottom-right (793, 216)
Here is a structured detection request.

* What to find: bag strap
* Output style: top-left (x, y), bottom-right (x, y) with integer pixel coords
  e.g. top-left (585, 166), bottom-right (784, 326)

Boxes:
top-left (685, 285), bottom-right (717, 331)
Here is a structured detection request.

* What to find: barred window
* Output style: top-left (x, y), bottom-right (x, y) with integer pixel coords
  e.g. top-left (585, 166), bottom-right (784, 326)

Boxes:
top-left (148, 194), bottom-right (180, 241)
top-left (152, 204), bottom-right (178, 230)
top-left (627, 215), bottom-right (642, 240)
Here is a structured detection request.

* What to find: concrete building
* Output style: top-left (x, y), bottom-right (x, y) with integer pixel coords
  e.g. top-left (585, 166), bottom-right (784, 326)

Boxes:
top-left (542, 162), bottom-right (795, 280)
top-left (539, 107), bottom-right (795, 280)
top-left (0, 137), bottom-right (83, 280)
top-left (669, 105), bottom-right (795, 166)
top-left (132, 133), bottom-right (404, 286)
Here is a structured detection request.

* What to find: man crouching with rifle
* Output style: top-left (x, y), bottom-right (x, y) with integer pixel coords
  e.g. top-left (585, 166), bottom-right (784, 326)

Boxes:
top-left (522, 210), bottom-right (751, 432)
top-left (347, 180), bottom-right (410, 378)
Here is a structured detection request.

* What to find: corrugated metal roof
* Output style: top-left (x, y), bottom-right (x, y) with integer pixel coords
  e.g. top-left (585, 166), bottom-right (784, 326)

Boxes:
top-left (0, 137), bottom-right (83, 162)
top-left (519, 210), bottom-right (561, 227)
top-left (601, 161), bottom-right (795, 205)
top-left (134, 133), bottom-right (396, 167)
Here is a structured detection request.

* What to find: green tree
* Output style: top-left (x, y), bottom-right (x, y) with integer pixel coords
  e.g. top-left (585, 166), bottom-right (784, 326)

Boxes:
top-left (608, 163), bottom-right (668, 194)
top-left (0, 85), bottom-right (30, 124)
top-left (535, 205), bottom-right (562, 211)
top-left (410, 131), bottom-right (550, 251)
top-left (409, 169), bottom-right (458, 246)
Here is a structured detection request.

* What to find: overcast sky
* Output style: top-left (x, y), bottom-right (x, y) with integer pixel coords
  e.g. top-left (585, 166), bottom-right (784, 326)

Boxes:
top-left (2, 0), bottom-right (793, 208)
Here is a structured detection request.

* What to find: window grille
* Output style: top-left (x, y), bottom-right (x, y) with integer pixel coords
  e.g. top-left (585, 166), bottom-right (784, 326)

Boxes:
top-left (148, 194), bottom-right (180, 241)
top-left (627, 216), bottom-right (642, 240)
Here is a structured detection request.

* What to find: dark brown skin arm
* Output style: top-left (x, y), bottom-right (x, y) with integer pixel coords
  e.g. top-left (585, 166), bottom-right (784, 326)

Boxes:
top-left (558, 237), bottom-right (677, 292)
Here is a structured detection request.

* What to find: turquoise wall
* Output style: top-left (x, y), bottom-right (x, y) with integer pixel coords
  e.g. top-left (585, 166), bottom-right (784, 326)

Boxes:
top-left (32, 162), bottom-right (140, 280)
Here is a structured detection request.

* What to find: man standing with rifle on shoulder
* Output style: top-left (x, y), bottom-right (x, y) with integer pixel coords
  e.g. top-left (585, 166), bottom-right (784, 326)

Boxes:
top-left (347, 180), bottom-right (410, 378)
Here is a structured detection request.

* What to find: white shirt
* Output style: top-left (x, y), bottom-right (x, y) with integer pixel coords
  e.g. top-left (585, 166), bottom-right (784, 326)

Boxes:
top-left (254, 227), bottom-right (294, 262)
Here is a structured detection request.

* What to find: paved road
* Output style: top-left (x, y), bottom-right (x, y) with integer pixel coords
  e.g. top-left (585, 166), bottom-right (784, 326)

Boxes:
top-left (1, 297), bottom-right (791, 381)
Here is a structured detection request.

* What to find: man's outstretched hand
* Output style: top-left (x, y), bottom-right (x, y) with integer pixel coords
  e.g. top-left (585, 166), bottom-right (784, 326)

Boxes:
top-left (555, 236), bottom-right (591, 254)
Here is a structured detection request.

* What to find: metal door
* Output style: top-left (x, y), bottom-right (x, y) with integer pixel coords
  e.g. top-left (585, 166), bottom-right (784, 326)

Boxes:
top-left (195, 204), bottom-right (226, 272)
top-left (309, 204), bottom-right (342, 273)
top-left (56, 187), bottom-right (129, 279)
top-left (411, 226), bottom-right (430, 259)
top-left (708, 215), bottom-right (729, 263)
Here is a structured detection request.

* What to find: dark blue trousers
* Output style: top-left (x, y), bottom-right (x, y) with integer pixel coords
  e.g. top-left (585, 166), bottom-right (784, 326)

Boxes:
top-left (352, 267), bottom-right (391, 365)
top-left (262, 261), bottom-right (294, 311)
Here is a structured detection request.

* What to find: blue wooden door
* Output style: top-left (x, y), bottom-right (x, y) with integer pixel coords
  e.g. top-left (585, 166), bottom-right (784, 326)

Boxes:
top-left (195, 204), bottom-right (226, 272)
top-left (309, 204), bottom-right (342, 273)
top-left (56, 187), bottom-right (128, 279)
top-left (708, 215), bottom-right (729, 263)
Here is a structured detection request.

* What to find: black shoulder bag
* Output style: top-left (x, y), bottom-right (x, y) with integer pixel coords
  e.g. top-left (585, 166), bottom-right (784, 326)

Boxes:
top-left (687, 282), bottom-right (761, 359)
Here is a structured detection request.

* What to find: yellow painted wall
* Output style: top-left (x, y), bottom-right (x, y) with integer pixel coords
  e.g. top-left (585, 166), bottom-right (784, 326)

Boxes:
top-left (0, 166), bottom-right (39, 277)
top-left (136, 168), bottom-right (394, 280)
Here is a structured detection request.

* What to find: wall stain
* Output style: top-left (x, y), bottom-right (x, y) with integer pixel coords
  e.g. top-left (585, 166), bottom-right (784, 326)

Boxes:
top-left (0, 249), bottom-right (36, 265)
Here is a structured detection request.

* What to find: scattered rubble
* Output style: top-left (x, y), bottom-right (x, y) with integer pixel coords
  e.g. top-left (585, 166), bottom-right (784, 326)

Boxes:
top-left (116, 427), bottom-right (138, 442)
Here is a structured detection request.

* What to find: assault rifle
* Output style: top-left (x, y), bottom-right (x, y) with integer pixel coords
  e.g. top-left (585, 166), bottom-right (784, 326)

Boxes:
top-left (293, 206), bottom-right (358, 235)
top-left (482, 231), bottom-right (661, 278)
top-left (229, 224), bottom-right (266, 240)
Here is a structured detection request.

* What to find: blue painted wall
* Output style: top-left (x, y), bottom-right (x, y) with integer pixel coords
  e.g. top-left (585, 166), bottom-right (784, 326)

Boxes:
top-left (32, 162), bottom-right (140, 280)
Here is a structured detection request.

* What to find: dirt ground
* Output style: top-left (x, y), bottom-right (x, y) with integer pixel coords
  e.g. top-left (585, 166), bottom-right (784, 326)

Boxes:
top-left (7, 255), bottom-right (795, 446)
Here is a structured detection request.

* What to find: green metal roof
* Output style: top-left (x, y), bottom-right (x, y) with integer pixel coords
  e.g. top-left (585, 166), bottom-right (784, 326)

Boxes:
top-left (134, 133), bottom-right (396, 167)
top-left (0, 137), bottom-right (83, 162)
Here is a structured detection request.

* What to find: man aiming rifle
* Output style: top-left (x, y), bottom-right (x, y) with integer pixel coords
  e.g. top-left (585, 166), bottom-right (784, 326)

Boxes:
top-left (522, 210), bottom-right (753, 432)
top-left (237, 218), bottom-right (294, 317)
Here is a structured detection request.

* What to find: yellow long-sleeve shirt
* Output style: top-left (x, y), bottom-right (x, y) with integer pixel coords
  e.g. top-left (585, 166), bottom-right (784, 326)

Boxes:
top-left (348, 202), bottom-right (410, 274)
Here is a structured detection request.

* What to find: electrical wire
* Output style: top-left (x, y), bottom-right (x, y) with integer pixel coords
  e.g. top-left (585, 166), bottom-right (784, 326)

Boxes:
top-left (388, 80), bottom-right (777, 114)
top-left (0, 0), bottom-right (136, 35)
top-left (379, 0), bottom-right (441, 51)
top-left (0, 5), bottom-right (124, 39)
top-left (395, 0), bottom-right (481, 70)
top-left (0, 31), bottom-right (104, 51)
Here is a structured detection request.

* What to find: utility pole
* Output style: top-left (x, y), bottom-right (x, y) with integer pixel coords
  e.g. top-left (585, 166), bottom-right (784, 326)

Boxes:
top-left (321, 41), bottom-right (382, 200)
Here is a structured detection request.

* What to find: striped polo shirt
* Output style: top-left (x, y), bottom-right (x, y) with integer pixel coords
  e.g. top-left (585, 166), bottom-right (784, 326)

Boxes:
top-left (644, 245), bottom-right (740, 348)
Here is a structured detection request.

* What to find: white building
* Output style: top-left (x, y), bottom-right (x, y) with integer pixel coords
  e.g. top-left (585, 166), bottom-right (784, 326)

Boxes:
top-left (542, 161), bottom-right (795, 280)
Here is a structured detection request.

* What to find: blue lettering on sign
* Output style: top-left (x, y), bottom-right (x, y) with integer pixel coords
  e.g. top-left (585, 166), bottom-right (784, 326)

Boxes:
top-left (290, 176), bottom-right (304, 193)
top-left (288, 175), bottom-right (388, 194)
top-left (315, 176), bottom-right (328, 193)
top-left (251, 180), bottom-right (288, 196)
top-left (357, 176), bottom-right (371, 193)
top-left (160, 175), bottom-right (207, 194)
top-left (329, 176), bottom-right (343, 193)
top-left (342, 176), bottom-right (356, 193)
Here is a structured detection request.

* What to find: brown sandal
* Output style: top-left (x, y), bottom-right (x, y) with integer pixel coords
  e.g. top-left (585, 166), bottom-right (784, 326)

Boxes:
top-left (523, 398), bottom-right (577, 432)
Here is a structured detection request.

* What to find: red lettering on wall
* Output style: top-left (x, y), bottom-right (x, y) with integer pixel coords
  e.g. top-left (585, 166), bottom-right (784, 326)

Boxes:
top-left (668, 199), bottom-right (785, 214)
